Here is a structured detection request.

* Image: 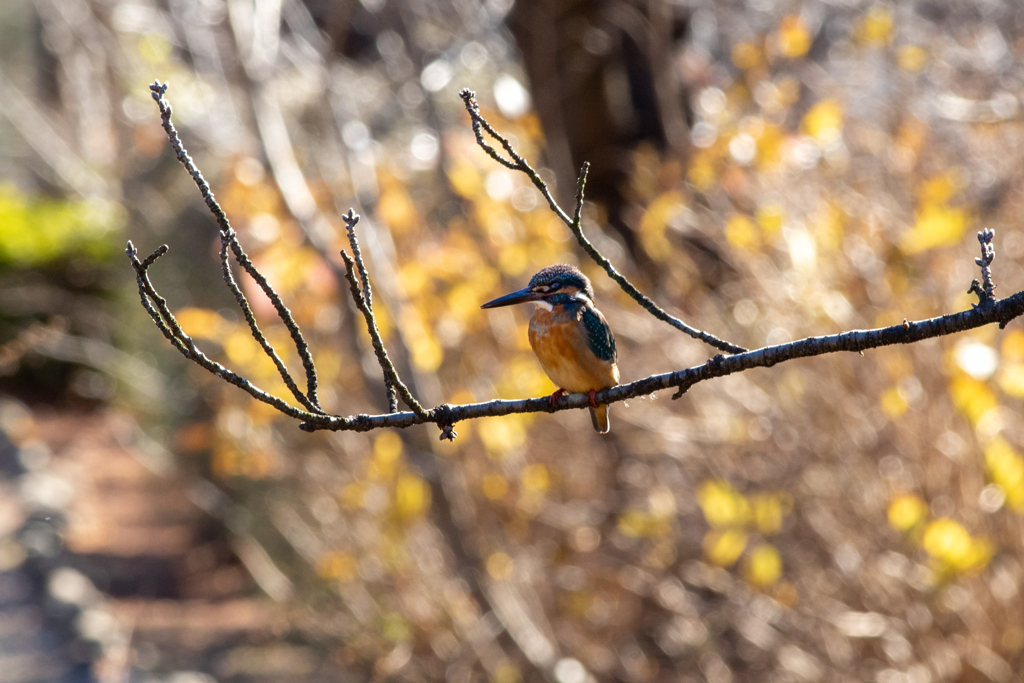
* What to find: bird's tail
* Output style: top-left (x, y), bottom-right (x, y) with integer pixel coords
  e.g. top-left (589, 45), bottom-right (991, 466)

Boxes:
top-left (589, 404), bottom-right (611, 433)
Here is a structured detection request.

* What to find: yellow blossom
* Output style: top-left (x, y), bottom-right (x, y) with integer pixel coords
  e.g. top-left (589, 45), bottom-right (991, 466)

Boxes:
top-left (776, 16), bottom-right (811, 58)
top-left (703, 529), bottom-right (748, 567)
top-left (887, 493), bottom-right (927, 532)
top-left (744, 544), bottom-right (783, 588)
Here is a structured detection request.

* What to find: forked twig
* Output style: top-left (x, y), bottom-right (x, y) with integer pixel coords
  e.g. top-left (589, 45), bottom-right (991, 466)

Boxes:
top-left (126, 241), bottom-right (314, 422)
top-left (340, 210), bottom-right (426, 418)
top-left (147, 80), bottom-right (324, 414)
top-left (218, 230), bottom-right (323, 414)
top-left (458, 88), bottom-right (747, 356)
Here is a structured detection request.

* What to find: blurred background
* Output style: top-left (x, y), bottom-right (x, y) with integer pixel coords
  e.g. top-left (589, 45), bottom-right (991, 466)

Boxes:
top-left (1, 0), bottom-right (1024, 681)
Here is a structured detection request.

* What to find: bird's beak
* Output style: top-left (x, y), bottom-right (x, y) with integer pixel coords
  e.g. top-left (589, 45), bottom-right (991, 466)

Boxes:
top-left (480, 286), bottom-right (542, 309)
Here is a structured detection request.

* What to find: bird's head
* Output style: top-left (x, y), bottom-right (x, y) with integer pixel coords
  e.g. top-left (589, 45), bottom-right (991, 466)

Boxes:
top-left (480, 264), bottom-right (594, 310)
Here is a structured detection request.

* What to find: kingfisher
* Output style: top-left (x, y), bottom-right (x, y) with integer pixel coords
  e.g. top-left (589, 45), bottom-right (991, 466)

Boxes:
top-left (481, 264), bottom-right (619, 433)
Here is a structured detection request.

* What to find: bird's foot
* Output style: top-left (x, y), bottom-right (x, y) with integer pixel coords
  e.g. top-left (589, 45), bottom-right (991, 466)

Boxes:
top-left (588, 390), bottom-right (599, 409)
top-left (548, 388), bottom-right (565, 407)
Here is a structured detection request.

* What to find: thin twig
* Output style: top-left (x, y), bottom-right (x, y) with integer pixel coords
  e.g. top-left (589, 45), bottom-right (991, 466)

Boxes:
top-left (572, 163), bottom-right (588, 228)
top-left (342, 210), bottom-right (397, 413)
top-left (339, 216), bottom-right (429, 420)
top-left (458, 88), bottom-right (747, 356)
top-left (226, 236), bottom-right (323, 408)
top-left (218, 230), bottom-right (324, 414)
top-left (126, 241), bottom-right (324, 424)
top-left (340, 251), bottom-right (428, 419)
top-left (148, 80), bottom-right (323, 411)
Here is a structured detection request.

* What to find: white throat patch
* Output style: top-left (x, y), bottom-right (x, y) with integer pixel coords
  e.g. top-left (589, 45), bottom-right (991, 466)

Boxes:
top-left (532, 300), bottom-right (554, 311)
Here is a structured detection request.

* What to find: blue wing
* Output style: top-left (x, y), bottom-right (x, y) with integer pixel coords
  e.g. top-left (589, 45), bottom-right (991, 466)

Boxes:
top-left (581, 305), bottom-right (616, 363)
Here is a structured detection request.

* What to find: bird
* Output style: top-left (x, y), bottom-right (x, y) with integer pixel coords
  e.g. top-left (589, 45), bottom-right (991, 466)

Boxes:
top-left (481, 264), bottom-right (619, 433)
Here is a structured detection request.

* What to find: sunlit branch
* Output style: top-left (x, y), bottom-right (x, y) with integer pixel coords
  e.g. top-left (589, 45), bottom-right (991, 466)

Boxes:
top-left (458, 88), bottom-right (747, 356)
top-left (342, 211), bottom-right (397, 413)
top-left (340, 210), bottom-right (427, 419)
top-left (146, 80), bottom-right (323, 413)
top-left (290, 282), bottom-right (1024, 432)
top-left (218, 230), bottom-right (323, 415)
top-left (128, 83), bottom-right (1024, 441)
top-left (126, 241), bottom-right (318, 423)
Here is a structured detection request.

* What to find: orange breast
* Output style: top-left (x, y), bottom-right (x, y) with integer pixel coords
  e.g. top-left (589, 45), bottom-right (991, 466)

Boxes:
top-left (528, 307), bottom-right (618, 394)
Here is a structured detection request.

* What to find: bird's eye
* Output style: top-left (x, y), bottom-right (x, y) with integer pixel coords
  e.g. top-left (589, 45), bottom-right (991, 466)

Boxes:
top-left (549, 282), bottom-right (561, 290)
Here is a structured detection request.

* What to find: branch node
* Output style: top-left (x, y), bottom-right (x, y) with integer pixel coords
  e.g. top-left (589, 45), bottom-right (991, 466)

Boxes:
top-left (671, 377), bottom-right (696, 399)
top-left (142, 244), bottom-right (169, 269)
top-left (433, 404), bottom-right (459, 442)
top-left (149, 80), bottom-right (169, 99)
top-left (970, 228), bottom-right (996, 308)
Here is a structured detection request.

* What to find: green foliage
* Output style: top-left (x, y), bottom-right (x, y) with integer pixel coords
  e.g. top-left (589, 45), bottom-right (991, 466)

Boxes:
top-left (0, 185), bottom-right (122, 266)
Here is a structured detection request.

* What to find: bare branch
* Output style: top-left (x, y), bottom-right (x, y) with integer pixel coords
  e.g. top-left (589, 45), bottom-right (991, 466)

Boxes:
top-left (125, 241), bottom-right (322, 424)
top-left (458, 88), bottom-right (747, 356)
top-left (572, 162), bottom-right (588, 229)
top-left (341, 211), bottom-right (397, 413)
top-left (340, 211), bottom-right (427, 418)
top-left (288, 281), bottom-right (1024, 433)
top-left (218, 230), bottom-right (324, 415)
top-left (129, 83), bottom-right (1024, 441)
top-left (147, 80), bottom-right (323, 412)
